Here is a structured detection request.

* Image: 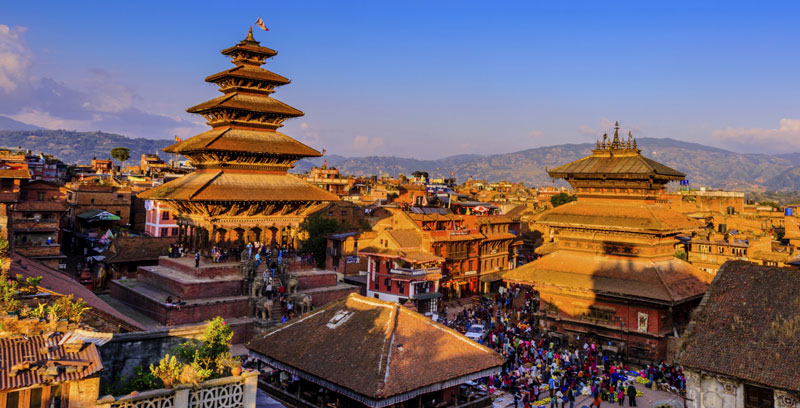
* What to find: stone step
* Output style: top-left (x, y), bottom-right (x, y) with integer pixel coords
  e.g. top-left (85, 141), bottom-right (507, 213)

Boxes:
top-left (137, 265), bottom-right (243, 299)
top-left (110, 278), bottom-right (251, 327)
top-left (157, 256), bottom-right (241, 279)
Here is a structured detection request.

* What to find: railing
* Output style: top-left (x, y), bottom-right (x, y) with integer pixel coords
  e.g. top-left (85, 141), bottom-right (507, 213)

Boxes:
top-left (98, 371), bottom-right (257, 408)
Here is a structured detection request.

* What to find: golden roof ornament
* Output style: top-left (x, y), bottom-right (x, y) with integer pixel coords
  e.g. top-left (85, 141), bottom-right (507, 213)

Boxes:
top-left (612, 121), bottom-right (621, 148)
top-left (627, 131), bottom-right (632, 149)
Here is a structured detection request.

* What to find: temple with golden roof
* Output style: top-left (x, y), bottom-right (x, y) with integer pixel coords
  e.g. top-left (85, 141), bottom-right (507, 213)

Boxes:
top-left (139, 28), bottom-right (338, 251)
top-left (504, 122), bottom-right (712, 363)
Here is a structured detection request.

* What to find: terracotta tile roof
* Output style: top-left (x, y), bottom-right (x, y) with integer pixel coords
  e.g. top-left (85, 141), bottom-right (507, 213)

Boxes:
top-left (163, 127), bottom-right (321, 157)
top-left (138, 171), bottom-right (339, 202)
top-left (247, 294), bottom-right (502, 406)
top-left (10, 254), bottom-right (144, 331)
top-left (0, 333), bottom-right (103, 391)
top-left (676, 261), bottom-right (800, 392)
top-left (539, 201), bottom-right (701, 232)
top-left (13, 201), bottom-right (70, 212)
top-left (0, 169), bottom-right (30, 179)
top-left (102, 236), bottom-right (173, 264)
top-left (205, 65), bottom-right (290, 85)
top-left (187, 93), bottom-right (303, 117)
top-left (387, 230), bottom-right (422, 248)
top-left (548, 151), bottom-right (684, 180)
top-left (503, 250), bottom-right (711, 304)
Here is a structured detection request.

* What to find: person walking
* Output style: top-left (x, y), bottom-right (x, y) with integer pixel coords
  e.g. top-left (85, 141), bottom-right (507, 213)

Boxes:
top-left (626, 384), bottom-right (637, 407)
top-left (195, 251), bottom-right (200, 268)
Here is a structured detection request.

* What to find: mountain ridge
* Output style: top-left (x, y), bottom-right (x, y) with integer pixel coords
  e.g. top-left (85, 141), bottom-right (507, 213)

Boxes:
top-left (0, 129), bottom-right (798, 190)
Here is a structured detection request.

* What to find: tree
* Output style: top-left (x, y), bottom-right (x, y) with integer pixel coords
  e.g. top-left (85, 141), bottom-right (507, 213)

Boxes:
top-left (111, 147), bottom-right (130, 170)
top-left (550, 192), bottom-right (577, 207)
top-left (299, 214), bottom-right (345, 268)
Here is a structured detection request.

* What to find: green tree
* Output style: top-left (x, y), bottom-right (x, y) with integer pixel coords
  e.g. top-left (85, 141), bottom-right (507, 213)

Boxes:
top-left (111, 147), bottom-right (130, 169)
top-left (299, 214), bottom-right (345, 268)
top-left (550, 192), bottom-right (577, 207)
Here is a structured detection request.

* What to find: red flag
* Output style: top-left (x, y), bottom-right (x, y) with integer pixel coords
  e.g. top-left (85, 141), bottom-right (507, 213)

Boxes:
top-left (255, 17), bottom-right (269, 31)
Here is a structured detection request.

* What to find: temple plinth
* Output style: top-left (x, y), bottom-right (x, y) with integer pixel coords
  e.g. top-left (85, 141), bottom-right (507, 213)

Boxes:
top-left (139, 28), bottom-right (338, 252)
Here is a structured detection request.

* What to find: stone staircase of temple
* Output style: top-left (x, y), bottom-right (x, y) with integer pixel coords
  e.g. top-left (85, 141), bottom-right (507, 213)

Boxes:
top-left (110, 256), bottom-right (254, 342)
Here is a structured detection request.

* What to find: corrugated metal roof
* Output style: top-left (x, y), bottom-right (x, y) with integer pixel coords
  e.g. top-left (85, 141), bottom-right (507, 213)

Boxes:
top-left (0, 333), bottom-right (103, 391)
top-left (58, 330), bottom-right (113, 347)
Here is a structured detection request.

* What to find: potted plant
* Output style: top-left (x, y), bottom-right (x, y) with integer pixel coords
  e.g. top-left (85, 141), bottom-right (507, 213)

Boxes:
top-left (150, 354), bottom-right (182, 389)
top-left (216, 353), bottom-right (242, 376)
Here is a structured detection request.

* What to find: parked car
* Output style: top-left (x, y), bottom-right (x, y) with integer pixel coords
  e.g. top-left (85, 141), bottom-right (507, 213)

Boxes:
top-left (465, 324), bottom-right (486, 342)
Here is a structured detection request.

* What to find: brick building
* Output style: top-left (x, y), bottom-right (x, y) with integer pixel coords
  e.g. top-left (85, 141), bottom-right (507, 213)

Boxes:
top-left (12, 180), bottom-right (69, 268)
top-left (677, 261), bottom-right (800, 408)
top-left (144, 199), bottom-right (179, 237)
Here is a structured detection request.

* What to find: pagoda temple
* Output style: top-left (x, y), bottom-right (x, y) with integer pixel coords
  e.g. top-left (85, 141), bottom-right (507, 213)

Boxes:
top-left (139, 28), bottom-right (338, 251)
top-left (504, 122), bottom-right (713, 363)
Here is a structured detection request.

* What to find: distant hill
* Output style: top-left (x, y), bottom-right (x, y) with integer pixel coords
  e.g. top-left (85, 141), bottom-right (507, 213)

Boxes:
top-left (0, 116), bottom-right (45, 131)
top-left (0, 129), bottom-right (172, 165)
top-left (3, 129), bottom-right (799, 190)
top-left (294, 138), bottom-right (800, 191)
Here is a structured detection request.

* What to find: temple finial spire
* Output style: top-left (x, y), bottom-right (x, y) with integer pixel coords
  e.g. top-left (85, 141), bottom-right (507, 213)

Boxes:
top-left (612, 121), bottom-right (620, 148)
top-left (627, 131), bottom-right (632, 149)
top-left (245, 27), bottom-right (256, 42)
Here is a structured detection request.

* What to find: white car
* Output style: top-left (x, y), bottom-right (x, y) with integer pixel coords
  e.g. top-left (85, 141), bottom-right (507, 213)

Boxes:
top-left (465, 324), bottom-right (486, 342)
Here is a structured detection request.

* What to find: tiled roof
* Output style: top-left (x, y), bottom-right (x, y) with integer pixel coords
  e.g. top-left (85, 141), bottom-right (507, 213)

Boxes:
top-left (503, 250), bottom-right (711, 304)
top-left (187, 93), bottom-right (303, 117)
top-left (548, 151), bottom-right (684, 180)
top-left (247, 294), bottom-right (502, 406)
top-left (163, 127), bottom-right (321, 157)
top-left (205, 65), bottom-right (290, 85)
top-left (138, 171), bottom-right (339, 202)
top-left (676, 261), bottom-right (800, 392)
top-left (102, 236), bottom-right (173, 264)
top-left (387, 230), bottom-right (421, 248)
top-left (0, 169), bottom-right (30, 179)
top-left (539, 201), bottom-right (700, 232)
top-left (0, 333), bottom-right (103, 391)
top-left (10, 255), bottom-right (144, 331)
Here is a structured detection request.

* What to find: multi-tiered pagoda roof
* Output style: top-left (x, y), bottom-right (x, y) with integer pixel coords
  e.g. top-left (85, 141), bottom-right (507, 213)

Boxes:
top-left (140, 29), bottom-right (337, 248)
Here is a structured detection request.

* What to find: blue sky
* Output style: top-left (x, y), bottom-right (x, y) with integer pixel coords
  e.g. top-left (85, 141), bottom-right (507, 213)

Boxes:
top-left (2, 1), bottom-right (799, 158)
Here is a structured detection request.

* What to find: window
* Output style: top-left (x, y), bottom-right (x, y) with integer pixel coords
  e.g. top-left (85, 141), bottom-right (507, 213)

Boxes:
top-left (161, 211), bottom-right (169, 220)
top-left (37, 192), bottom-right (46, 201)
top-left (20, 191), bottom-right (27, 201)
top-left (384, 278), bottom-right (392, 291)
top-left (171, 227), bottom-right (178, 236)
top-left (90, 198), bottom-right (95, 205)
top-left (718, 246), bottom-right (725, 255)
top-left (115, 211), bottom-right (121, 216)
top-left (341, 210), bottom-right (347, 216)
top-left (732, 247), bottom-right (746, 257)
top-left (744, 384), bottom-right (773, 408)
top-left (117, 194), bottom-right (123, 199)
top-left (396, 281), bottom-right (404, 293)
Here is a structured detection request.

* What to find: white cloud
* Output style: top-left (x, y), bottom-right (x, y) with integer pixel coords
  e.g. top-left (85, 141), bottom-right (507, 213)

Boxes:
top-left (0, 24), bottom-right (32, 93)
top-left (0, 24), bottom-right (204, 139)
top-left (528, 130), bottom-right (544, 139)
top-left (352, 135), bottom-right (384, 153)
top-left (712, 119), bottom-right (800, 152)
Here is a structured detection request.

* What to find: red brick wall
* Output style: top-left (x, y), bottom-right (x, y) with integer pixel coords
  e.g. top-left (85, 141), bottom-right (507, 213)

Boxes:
top-left (294, 272), bottom-right (336, 290)
top-left (136, 267), bottom-right (243, 299)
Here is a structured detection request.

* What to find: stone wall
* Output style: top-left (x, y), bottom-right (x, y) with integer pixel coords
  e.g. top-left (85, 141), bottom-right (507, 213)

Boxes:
top-left (68, 377), bottom-right (102, 408)
top-left (684, 369), bottom-right (800, 408)
top-left (98, 323), bottom-right (208, 387)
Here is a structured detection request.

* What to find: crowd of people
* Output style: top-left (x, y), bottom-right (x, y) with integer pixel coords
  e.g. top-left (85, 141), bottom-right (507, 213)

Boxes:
top-left (444, 287), bottom-right (686, 408)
